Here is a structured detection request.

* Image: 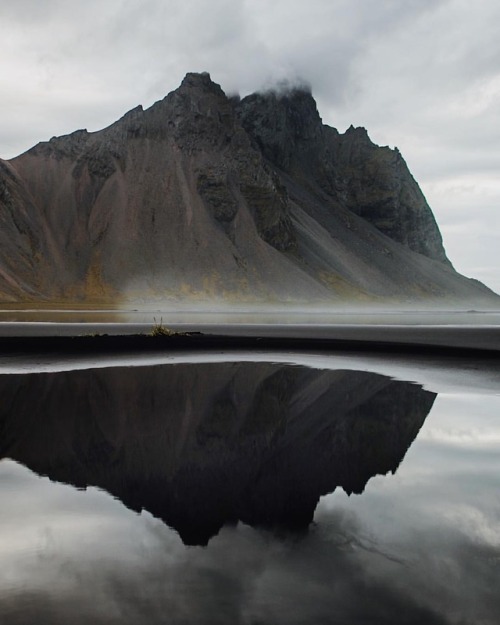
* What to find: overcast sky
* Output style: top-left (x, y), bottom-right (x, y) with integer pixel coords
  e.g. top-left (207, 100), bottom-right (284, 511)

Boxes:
top-left (1, 0), bottom-right (499, 293)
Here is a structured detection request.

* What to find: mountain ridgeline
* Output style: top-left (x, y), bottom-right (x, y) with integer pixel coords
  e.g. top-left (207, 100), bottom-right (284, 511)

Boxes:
top-left (0, 72), bottom-right (495, 304)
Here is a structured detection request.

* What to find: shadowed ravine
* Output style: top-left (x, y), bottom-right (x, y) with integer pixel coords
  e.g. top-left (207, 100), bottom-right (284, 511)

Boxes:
top-left (0, 361), bottom-right (435, 545)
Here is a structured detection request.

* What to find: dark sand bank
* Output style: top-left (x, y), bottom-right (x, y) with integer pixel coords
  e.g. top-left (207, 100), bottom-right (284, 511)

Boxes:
top-left (1, 322), bottom-right (500, 354)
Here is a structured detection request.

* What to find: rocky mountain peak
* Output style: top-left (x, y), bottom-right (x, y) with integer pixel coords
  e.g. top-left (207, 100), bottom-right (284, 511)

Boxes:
top-left (343, 124), bottom-right (374, 148)
top-left (171, 71), bottom-right (228, 113)
top-left (179, 71), bottom-right (224, 96)
top-left (0, 72), bottom-right (497, 305)
top-left (345, 124), bottom-right (369, 137)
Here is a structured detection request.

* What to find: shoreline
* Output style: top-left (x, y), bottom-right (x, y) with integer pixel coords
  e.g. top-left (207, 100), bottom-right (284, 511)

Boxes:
top-left (1, 323), bottom-right (500, 354)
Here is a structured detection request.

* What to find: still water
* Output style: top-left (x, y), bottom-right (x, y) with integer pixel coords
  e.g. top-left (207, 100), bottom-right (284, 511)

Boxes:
top-left (0, 351), bottom-right (499, 624)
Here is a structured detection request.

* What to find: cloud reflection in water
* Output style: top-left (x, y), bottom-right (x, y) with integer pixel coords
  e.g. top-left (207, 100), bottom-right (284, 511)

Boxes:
top-left (0, 357), bottom-right (499, 623)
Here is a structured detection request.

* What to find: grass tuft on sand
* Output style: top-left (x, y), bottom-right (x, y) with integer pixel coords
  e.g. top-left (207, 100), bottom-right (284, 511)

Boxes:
top-left (150, 318), bottom-right (175, 337)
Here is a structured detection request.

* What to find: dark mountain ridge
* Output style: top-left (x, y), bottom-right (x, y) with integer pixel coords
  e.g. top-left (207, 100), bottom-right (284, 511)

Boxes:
top-left (0, 72), bottom-right (496, 304)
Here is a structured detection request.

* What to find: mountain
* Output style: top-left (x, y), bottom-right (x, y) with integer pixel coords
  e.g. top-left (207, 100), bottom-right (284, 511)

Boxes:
top-left (0, 361), bottom-right (435, 545)
top-left (0, 71), bottom-right (496, 305)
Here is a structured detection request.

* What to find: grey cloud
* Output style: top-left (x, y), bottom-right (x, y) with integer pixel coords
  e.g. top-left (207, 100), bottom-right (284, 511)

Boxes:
top-left (0, 0), bottom-right (63, 22)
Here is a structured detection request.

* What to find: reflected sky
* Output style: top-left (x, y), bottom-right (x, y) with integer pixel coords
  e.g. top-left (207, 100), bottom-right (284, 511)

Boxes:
top-left (0, 357), bottom-right (499, 624)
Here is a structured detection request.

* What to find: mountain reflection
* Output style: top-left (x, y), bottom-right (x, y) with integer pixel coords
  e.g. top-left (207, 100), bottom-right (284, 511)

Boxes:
top-left (0, 362), bottom-right (435, 545)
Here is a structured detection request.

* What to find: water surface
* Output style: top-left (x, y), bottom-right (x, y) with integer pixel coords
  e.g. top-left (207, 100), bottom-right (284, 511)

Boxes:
top-left (0, 351), bottom-right (499, 624)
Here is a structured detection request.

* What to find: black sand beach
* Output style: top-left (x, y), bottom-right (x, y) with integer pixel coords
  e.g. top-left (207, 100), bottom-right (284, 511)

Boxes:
top-left (1, 321), bottom-right (500, 354)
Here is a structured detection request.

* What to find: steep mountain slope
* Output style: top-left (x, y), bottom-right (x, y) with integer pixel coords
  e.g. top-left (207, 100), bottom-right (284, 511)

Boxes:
top-left (0, 72), bottom-right (496, 304)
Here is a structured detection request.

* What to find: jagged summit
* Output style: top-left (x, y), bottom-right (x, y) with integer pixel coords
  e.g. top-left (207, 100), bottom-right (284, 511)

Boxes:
top-left (0, 72), bottom-right (497, 305)
top-left (180, 71), bottom-right (222, 91)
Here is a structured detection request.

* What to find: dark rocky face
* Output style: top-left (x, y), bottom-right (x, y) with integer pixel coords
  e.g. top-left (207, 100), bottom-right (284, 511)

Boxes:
top-left (235, 88), bottom-right (323, 170)
top-left (237, 92), bottom-right (449, 265)
top-left (0, 72), bottom-right (497, 304)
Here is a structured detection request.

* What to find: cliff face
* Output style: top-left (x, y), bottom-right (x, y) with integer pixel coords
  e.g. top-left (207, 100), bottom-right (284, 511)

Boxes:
top-left (237, 91), bottom-right (449, 264)
top-left (0, 361), bottom-right (435, 545)
top-left (0, 72), bottom-right (496, 304)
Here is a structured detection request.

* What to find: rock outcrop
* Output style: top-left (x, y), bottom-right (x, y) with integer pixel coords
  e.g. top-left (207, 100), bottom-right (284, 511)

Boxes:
top-left (237, 90), bottom-right (449, 264)
top-left (0, 72), bottom-right (496, 304)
